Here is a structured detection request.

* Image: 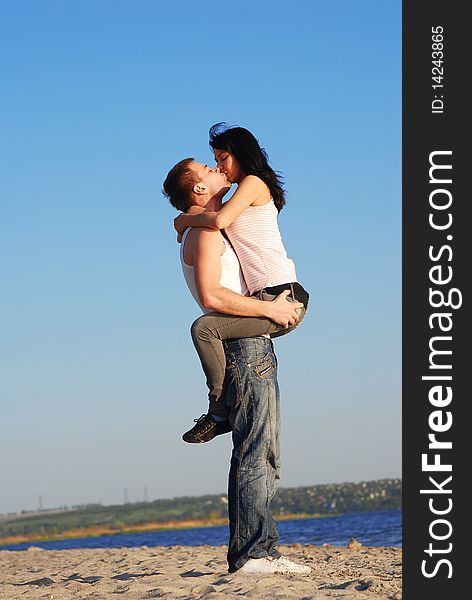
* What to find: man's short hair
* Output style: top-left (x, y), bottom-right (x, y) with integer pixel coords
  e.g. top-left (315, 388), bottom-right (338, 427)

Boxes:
top-left (162, 158), bottom-right (199, 212)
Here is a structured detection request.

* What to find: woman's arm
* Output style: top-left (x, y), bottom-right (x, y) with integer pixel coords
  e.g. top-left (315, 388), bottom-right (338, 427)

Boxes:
top-left (174, 175), bottom-right (266, 236)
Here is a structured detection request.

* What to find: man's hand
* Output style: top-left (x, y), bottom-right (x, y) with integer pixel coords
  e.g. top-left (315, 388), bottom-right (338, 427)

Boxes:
top-left (265, 290), bottom-right (304, 328)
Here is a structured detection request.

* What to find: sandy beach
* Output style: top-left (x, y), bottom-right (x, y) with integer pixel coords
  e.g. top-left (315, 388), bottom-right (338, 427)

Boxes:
top-left (0, 544), bottom-right (401, 599)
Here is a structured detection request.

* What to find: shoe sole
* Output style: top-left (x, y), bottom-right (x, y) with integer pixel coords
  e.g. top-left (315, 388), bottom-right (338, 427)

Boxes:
top-left (240, 568), bottom-right (311, 574)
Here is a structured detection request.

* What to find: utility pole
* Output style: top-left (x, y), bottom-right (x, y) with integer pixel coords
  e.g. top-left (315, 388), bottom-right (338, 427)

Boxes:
top-left (38, 494), bottom-right (43, 511)
top-left (123, 488), bottom-right (129, 504)
top-left (143, 486), bottom-right (148, 503)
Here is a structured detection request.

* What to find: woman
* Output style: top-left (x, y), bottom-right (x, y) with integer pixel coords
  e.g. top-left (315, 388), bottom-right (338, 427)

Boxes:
top-left (174, 123), bottom-right (309, 443)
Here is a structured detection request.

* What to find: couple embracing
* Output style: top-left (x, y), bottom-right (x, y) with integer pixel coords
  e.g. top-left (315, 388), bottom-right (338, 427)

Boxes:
top-left (163, 123), bottom-right (311, 575)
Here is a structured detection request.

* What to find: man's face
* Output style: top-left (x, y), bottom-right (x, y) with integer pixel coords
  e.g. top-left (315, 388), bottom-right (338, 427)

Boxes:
top-left (189, 161), bottom-right (231, 199)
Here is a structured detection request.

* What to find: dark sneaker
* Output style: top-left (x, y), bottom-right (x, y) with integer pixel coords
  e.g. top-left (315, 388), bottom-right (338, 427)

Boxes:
top-left (182, 413), bottom-right (232, 443)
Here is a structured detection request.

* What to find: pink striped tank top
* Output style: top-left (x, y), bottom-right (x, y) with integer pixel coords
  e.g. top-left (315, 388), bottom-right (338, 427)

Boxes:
top-left (225, 199), bottom-right (297, 294)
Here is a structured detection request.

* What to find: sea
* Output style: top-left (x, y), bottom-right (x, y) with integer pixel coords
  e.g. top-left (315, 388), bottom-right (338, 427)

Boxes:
top-left (1, 509), bottom-right (401, 551)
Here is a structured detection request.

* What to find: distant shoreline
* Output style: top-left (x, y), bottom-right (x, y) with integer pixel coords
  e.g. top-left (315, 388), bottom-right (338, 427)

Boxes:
top-left (0, 512), bottom-right (334, 547)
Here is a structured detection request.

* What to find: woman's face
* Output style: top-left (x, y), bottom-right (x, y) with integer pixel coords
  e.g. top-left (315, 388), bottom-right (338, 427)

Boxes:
top-left (213, 149), bottom-right (245, 184)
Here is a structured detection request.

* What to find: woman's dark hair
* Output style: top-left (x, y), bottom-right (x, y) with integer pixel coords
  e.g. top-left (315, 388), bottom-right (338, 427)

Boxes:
top-left (209, 123), bottom-right (286, 211)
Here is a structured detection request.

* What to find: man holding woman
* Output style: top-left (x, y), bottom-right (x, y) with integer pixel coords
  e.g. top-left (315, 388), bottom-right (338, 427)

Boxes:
top-left (162, 124), bottom-right (311, 575)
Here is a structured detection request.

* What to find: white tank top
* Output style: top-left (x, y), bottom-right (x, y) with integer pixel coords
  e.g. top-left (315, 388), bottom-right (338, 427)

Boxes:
top-left (180, 228), bottom-right (248, 313)
top-left (225, 200), bottom-right (297, 294)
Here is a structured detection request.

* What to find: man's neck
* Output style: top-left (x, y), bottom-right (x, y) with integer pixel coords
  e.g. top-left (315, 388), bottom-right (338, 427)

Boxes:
top-left (204, 194), bottom-right (223, 212)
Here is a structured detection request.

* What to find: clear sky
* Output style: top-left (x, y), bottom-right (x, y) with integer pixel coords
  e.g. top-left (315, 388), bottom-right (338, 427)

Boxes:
top-left (0, 0), bottom-right (401, 515)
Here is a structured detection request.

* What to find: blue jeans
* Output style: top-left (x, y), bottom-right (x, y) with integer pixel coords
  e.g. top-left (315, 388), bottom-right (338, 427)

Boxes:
top-left (190, 281), bottom-right (308, 419)
top-left (223, 337), bottom-right (281, 572)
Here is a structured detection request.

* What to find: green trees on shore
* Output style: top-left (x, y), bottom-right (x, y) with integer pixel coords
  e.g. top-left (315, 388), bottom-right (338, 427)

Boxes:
top-left (0, 478), bottom-right (401, 542)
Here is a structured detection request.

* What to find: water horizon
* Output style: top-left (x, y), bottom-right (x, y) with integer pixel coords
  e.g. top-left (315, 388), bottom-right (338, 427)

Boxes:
top-left (1, 509), bottom-right (401, 552)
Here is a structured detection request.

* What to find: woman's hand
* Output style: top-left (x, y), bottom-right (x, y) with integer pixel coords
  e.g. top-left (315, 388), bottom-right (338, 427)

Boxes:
top-left (174, 213), bottom-right (189, 241)
top-left (174, 206), bottom-right (207, 242)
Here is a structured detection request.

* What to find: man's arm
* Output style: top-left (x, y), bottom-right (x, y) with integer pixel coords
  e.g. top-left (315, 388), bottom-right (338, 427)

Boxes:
top-left (189, 228), bottom-right (302, 328)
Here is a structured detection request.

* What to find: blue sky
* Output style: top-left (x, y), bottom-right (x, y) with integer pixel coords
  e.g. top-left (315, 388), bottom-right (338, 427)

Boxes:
top-left (0, 0), bottom-right (401, 514)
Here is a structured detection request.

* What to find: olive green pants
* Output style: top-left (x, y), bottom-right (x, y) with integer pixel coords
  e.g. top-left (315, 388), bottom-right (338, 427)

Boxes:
top-left (190, 282), bottom-right (309, 419)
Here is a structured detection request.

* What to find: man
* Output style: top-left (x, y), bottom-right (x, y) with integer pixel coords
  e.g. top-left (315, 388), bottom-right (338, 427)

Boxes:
top-left (162, 158), bottom-right (311, 575)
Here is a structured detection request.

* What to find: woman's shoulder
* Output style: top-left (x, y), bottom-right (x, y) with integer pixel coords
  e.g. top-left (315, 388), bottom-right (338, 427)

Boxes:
top-left (242, 174), bottom-right (266, 188)
top-left (239, 175), bottom-right (270, 204)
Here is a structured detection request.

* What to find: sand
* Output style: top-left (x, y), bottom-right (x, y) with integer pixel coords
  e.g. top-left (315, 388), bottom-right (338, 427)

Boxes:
top-left (0, 544), bottom-right (402, 599)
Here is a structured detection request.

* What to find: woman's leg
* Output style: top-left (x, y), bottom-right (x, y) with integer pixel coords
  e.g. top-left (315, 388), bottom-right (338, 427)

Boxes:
top-left (252, 285), bottom-right (308, 339)
top-left (191, 285), bottom-right (308, 419)
top-left (191, 313), bottom-right (284, 419)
